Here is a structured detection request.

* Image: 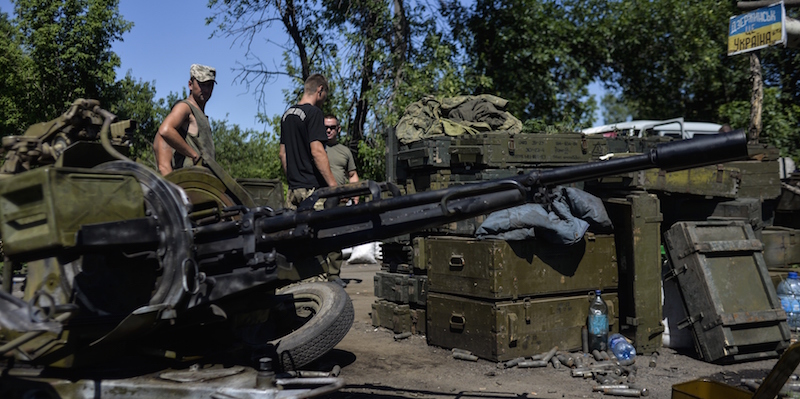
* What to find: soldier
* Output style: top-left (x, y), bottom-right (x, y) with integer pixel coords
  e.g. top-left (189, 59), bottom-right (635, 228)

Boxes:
top-left (324, 114), bottom-right (360, 287)
top-left (324, 115), bottom-right (360, 203)
top-left (279, 74), bottom-right (338, 209)
top-left (280, 74), bottom-right (339, 284)
top-left (153, 64), bottom-right (217, 176)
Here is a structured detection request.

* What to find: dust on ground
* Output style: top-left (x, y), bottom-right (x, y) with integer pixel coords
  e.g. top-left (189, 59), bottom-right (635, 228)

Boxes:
top-left (309, 262), bottom-right (797, 399)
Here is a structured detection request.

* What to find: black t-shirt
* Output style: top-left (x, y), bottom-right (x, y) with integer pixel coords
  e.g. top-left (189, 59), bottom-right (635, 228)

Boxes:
top-left (280, 103), bottom-right (328, 189)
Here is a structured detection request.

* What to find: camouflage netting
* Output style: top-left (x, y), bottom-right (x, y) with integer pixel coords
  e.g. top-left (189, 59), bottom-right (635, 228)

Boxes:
top-left (395, 94), bottom-right (523, 144)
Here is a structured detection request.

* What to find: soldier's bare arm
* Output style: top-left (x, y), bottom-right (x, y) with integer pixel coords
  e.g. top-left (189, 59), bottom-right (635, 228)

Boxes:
top-left (279, 144), bottom-right (287, 174)
top-left (154, 102), bottom-right (200, 175)
top-left (348, 170), bottom-right (359, 184)
top-left (348, 170), bottom-right (359, 203)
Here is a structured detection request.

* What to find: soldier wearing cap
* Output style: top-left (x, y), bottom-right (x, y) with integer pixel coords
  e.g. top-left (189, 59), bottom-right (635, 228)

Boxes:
top-left (154, 64), bottom-right (217, 176)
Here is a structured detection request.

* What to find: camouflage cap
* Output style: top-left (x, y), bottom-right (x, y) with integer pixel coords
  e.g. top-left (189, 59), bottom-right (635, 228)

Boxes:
top-left (190, 64), bottom-right (216, 83)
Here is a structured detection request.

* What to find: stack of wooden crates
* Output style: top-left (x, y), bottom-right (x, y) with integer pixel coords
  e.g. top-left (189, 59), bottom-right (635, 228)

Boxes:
top-left (372, 131), bottom-right (639, 361)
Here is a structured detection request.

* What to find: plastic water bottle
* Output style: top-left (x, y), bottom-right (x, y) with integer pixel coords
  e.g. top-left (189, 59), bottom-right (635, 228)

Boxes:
top-left (791, 275), bottom-right (800, 331)
top-left (778, 272), bottom-right (800, 331)
top-left (587, 290), bottom-right (609, 351)
top-left (608, 333), bottom-right (636, 361)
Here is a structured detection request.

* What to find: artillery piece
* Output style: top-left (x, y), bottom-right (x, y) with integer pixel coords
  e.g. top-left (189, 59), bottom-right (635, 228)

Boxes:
top-left (0, 100), bottom-right (749, 397)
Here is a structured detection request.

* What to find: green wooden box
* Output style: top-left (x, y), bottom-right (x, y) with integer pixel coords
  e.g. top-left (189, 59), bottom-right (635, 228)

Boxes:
top-left (424, 234), bottom-right (617, 300)
top-left (427, 291), bottom-right (618, 362)
top-left (371, 299), bottom-right (426, 335)
top-left (374, 271), bottom-right (428, 307)
top-left (602, 192), bottom-right (664, 355)
top-left (664, 220), bottom-right (790, 363)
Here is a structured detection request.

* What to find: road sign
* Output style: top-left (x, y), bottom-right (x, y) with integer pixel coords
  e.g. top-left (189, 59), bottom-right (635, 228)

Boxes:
top-left (728, 2), bottom-right (787, 55)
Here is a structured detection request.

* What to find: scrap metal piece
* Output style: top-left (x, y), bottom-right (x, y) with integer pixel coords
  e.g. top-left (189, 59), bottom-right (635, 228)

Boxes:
top-left (601, 388), bottom-right (649, 397)
top-left (518, 360), bottom-right (548, 368)
top-left (159, 366), bottom-right (246, 383)
top-left (453, 352), bottom-right (478, 361)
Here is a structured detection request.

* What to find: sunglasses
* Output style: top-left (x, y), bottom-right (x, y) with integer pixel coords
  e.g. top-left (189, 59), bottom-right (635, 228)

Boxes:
top-left (325, 125), bottom-right (339, 129)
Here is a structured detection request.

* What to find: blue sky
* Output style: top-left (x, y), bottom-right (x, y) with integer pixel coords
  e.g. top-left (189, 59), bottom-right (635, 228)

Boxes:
top-left (0, 0), bottom-right (607, 130)
top-left (0, 0), bottom-right (292, 132)
top-left (112, 1), bottom-right (294, 132)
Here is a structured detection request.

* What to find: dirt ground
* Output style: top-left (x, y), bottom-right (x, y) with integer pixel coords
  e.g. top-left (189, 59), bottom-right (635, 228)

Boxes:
top-left (308, 262), bottom-right (798, 399)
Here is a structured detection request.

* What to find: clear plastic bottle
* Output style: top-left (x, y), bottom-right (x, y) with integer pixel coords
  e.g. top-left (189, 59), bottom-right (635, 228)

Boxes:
top-left (587, 290), bottom-right (609, 352)
top-left (608, 333), bottom-right (636, 361)
top-left (778, 272), bottom-right (800, 331)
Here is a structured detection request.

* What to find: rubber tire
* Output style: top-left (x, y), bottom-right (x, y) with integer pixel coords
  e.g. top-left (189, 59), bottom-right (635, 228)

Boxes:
top-left (270, 282), bottom-right (354, 371)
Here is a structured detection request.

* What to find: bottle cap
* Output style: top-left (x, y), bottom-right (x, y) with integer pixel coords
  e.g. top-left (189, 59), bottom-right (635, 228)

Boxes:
top-left (790, 272), bottom-right (798, 279)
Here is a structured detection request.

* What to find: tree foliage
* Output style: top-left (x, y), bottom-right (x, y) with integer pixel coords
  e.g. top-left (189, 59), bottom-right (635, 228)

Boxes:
top-left (445, 0), bottom-right (608, 126)
top-left (719, 87), bottom-right (800, 160)
top-left (0, 11), bottom-right (35, 135)
top-left (212, 118), bottom-right (284, 181)
top-left (601, 0), bottom-right (751, 122)
top-left (106, 73), bottom-right (163, 162)
top-left (12, 0), bottom-right (132, 126)
top-left (206, 0), bottom-right (326, 115)
top-left (3, 0), bottom-right (799, 183)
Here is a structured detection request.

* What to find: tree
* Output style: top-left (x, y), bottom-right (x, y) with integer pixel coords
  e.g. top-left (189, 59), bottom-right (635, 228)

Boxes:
top-left (600, 92), bottom-right (632, 125)
top-left (212, 118), bottom-right (284, 181)
top-left (446, 0), bottom-right (609, 126)
top-left (11, 0), bottom-right (132, 126)
top-left (601, 0), bottom-right (750, 122)
top-left (0, 11), bottom-right (36, 135)
top-left (719, 87), bottom-right (800, 161)
top-left (206, 0), bottom-right (327, 115)
top-left (106, 72), bottom-right (162, 163)
top-left (207, 0), bottom-right (465, 182)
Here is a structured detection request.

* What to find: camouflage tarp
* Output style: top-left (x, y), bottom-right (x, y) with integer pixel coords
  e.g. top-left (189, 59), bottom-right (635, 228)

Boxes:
top-left (395, 94), bottom-right (523, 144)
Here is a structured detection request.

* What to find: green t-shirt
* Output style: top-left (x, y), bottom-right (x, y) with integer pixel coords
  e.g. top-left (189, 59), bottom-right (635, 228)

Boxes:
top-left (326, 142), bottom-right (357, 186)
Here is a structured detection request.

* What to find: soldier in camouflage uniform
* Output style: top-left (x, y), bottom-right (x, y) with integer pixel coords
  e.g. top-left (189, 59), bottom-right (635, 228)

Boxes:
top-left (153, 64), bottom-right (217, 176)
top-left (324, 114), bottom-right (360, 287)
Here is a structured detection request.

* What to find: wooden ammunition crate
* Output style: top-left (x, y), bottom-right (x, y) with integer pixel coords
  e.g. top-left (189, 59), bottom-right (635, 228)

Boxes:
top-left (424, 234), bottom-right (617, 300)
top-left (397, 132), bottom-right (608, 170)
top-left (664, 220), bottom-right (790, 363)
top-left (427, 292), bottom-right (618, 362)
top-left (371, 299), bottom-right (426, 335)
top-left (374, 271), bottom-right (428, 306)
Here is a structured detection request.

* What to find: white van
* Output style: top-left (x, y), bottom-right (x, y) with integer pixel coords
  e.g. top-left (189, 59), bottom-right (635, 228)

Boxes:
top-left (582, 118), bottom-right (723, 140)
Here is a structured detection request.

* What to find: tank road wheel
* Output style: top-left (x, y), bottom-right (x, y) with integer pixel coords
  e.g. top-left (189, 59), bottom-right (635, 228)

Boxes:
top-left (270, 282), bottom-right (354, 371)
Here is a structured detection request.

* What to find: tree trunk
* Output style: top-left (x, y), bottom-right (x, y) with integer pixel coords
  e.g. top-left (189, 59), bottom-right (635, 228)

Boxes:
top-left (281, 0), bottom-right (310, 80)
top-left (749, 52), bottom-right (763, 144)
top-left (351, 10), bottom-right (378, 148)
top-left (391, 0), bottom-right (409, 100)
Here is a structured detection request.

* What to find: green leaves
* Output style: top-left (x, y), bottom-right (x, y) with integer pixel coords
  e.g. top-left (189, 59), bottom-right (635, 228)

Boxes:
top-left (11, 0), bottom-right (132, 123)
top-left (603, 0), bottom-right (749, 121)
top-left (212, 118), bottom-right (285, 181)
top-left (719, 87), bottom-right (800, 160)
top-left (451, 0), bottom-right (607, 126)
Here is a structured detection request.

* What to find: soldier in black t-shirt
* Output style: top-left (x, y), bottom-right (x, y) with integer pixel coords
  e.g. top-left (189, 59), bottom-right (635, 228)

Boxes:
top-left (279, 74), bottom-right (338, 210)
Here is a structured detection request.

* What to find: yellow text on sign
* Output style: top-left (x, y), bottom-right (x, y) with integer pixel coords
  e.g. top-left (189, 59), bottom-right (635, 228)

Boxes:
top-left (728, 23), bottom-right (783, 55)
